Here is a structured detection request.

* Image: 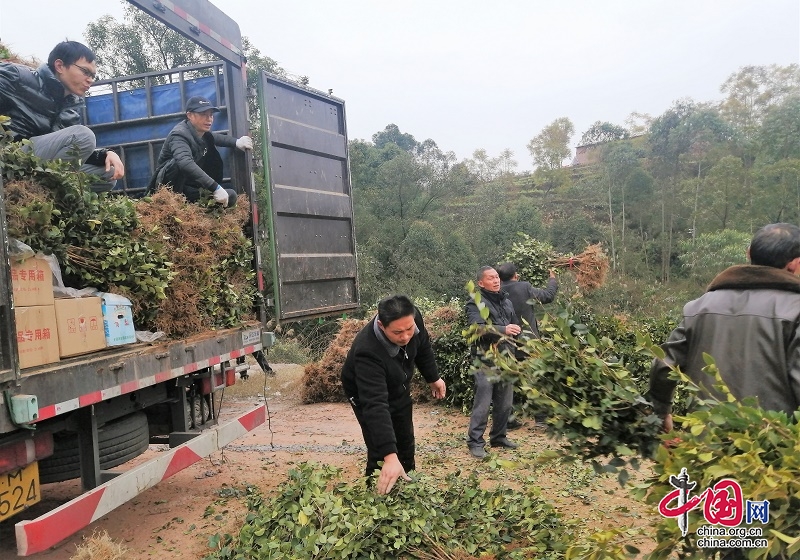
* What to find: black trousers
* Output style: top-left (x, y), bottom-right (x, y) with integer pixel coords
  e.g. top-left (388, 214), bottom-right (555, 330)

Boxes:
top-left (352, 401), bottom-right (415, 476)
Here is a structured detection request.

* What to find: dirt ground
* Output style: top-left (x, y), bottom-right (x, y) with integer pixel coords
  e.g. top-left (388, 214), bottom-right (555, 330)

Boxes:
top-left (0, 363), bottom-right (659, 559)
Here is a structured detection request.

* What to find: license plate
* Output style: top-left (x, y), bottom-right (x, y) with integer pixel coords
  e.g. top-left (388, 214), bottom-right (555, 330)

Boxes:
top-left (0, 462), bottom-right (40, 522)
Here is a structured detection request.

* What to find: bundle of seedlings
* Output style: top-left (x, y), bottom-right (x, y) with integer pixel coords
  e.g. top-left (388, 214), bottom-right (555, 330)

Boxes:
top-left (204, 462), bottom-right (568, 560)
top-left (2, 140), bottom-right (174, 327)
top-left (549, 242), bottom-right (608, 291)
top-left (503, 232), bottom-right (609, 292)
top-left (637, 361), bottom-right (800, 559)
top-left (300, 318), bottom-right (367, 404)
top-left (2, 131), bottom-right (258, 337)
top-left (135, 187), bottom-right (257, 336)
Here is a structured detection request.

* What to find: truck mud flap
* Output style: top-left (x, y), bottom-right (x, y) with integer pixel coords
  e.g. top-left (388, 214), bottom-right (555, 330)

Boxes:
top-left (14, 404), bottom-right (266, 556)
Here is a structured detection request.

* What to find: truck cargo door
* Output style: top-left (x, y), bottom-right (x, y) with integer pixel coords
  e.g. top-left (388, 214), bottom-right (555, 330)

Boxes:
top-left (259, 73), bottom-right (359, 321)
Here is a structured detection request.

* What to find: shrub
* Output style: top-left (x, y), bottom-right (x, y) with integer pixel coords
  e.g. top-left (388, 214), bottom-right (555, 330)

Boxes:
top-left (471, 310), bottom-right (663, 485)
top-left (204, 462), bottom-right (569, 560)
top-left (638, 362), bottom-right (800, 559)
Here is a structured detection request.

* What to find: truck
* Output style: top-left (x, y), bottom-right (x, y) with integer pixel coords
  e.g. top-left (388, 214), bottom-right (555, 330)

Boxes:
top-left (0, 0), bottom-right (359, 555)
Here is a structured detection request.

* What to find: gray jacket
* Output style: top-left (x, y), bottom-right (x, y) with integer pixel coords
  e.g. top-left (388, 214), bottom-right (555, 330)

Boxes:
top-left (648, 265), bottom-right (800, 416)
top-left (0, 62), bottom-right (83, 140)
top-left (147, 119), bottom-right (237, 197)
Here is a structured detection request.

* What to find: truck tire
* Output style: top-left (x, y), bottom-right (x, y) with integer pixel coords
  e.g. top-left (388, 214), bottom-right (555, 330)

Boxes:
top-left (39, 412), bottom-right (150, 484)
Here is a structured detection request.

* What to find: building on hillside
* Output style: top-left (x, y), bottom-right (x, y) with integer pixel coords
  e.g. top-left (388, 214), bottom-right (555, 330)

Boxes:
top-left (570, 133), bottom-right (648, 168)
top-left (571, 143), bottom-right (602, 167)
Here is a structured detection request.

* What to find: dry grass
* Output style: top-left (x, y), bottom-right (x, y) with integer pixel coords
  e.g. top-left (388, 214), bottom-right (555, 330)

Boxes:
top-left (5, 180), bottom-right (256, 337)
top-left (300, 318), bottom-right (367, 404)
top-left (69, 530), bottom-right (127, 560)
top-left (0, 42), bottom-right (39, 67)
top-left (551, 243), bottom-right (609, 292)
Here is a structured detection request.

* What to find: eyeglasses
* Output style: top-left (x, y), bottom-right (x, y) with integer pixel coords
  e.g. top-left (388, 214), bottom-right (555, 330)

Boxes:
top-left (73, 63), bottom-right (97, 81)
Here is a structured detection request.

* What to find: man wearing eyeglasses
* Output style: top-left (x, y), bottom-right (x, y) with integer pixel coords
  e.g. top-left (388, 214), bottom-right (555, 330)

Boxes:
top-left (0, 40), bottom-right (124, 192)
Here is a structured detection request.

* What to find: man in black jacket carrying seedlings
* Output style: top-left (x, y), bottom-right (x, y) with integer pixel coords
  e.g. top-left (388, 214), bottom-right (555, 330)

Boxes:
top-left (341, 295), bottom-right (446, 494)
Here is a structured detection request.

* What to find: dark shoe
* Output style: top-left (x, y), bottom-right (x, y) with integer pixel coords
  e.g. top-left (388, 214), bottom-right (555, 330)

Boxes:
top-left (469, 446), bottom-right (487, 458)
top-left (507, 417), bottom-right (523, 430)
top-left (490, 437), bottom-right (518, 449)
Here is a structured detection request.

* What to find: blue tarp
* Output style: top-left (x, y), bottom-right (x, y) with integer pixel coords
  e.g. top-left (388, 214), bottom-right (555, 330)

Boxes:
top-left (85, 74), bottom-right (232, 192)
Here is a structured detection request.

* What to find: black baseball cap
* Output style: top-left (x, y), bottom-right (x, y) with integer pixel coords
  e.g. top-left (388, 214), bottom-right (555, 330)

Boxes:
top-left (185, 96), bottom-right (220, 113)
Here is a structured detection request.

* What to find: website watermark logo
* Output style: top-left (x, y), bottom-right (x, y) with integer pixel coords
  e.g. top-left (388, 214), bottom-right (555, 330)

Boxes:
top-left (658, 468), bottom-right (769, 550)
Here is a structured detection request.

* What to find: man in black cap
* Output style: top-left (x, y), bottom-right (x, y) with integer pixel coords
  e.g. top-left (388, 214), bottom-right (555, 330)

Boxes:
top-left (147, 96), bottom-right (253, 206)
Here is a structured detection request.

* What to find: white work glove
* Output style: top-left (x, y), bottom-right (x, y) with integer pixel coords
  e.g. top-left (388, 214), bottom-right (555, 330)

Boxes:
top-left (235, 136), bottom-right (253, 151)
top-left (213, 185), bottom-right (229, 207)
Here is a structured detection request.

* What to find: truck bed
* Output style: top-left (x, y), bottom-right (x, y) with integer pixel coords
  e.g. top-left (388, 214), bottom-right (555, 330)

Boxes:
top-left (1, 322), bottom-right (263, 433)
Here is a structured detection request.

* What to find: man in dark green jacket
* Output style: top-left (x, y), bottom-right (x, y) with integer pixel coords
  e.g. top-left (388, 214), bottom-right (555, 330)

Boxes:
top-left (341, 295), bottom-right (446, 494)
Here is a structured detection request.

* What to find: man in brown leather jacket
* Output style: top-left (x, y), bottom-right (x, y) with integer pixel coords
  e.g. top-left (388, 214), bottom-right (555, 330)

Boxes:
top-left (648, 223), bottom-right (800, 431)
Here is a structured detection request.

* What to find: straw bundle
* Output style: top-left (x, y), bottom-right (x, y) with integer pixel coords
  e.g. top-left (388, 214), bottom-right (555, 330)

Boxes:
top-left (549, 243), bottom-right (609, 292)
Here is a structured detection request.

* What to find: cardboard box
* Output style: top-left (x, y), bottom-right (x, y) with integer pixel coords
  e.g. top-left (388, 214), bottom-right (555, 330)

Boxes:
top-left (14, 305), bottom-right (60, 369)
top-left (100, 293), bottom-right (136, 346)
top-left (54, 297), bottom-right (106, 358)
top-left (11, 257), bottom-right (55, 307)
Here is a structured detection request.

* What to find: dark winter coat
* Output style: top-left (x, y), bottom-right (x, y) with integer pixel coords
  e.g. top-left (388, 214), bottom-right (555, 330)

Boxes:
top-left (340, 310), bottom-right (440, 459)
top-left (649, 264), bottom-right (800, 416)
top-left (465, 288), bottom-right (519, 356)
top-left (0, 62), bottom-right (83, 140)
top-left (501, 277), bottom-right (558, 337)
top-left (147, 119), bottom-right (237, 198)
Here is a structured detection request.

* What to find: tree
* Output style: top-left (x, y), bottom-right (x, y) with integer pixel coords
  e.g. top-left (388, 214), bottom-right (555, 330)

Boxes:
top-left (465, 148), bottom-right (500, 183)
top-left (751, 159), bottom-right (800, 226)
top-left (84, 5), bottom-right (285, 84)
top-left (372, 124), bottom-right (420, 153)
top-left (579, 121), bottom-right (629, 146)
top-left (623, 168), bottom-right (656, 273)
top-left (527, 117), bottom-right (575, 171)
top-left (601, 142), bottom-right (641, 272)
top-left (473, 198), bottom-right (545, 266)
top-left (720, 64), bottom-right (800, 143)
top-left (648, 100), bottom-right (731, 282)
top-left (497, 149), bottom-right (518, 176)
top-left (390, 220), bottom-right (476, 299)
top-left (702, 155), bottom-right (746, 230)
top-left (84, 5), bottom-right (217, 80)
top-left (549, 214), bottom-right (602, 255)
top-left (624, 112), bottom-right (653, 136)
top-left (677, 230), bottom-right (750, 286)
top-left (350, 128), bottom-right (470, 294)
top-left (759, 95), bottom-right (800, 163)
top-left (241, 37), bottom-right (285, 79)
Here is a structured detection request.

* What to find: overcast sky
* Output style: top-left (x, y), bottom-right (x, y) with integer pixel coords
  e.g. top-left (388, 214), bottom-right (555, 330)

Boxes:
top-left (1, 1), bottom-right (798, 171)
